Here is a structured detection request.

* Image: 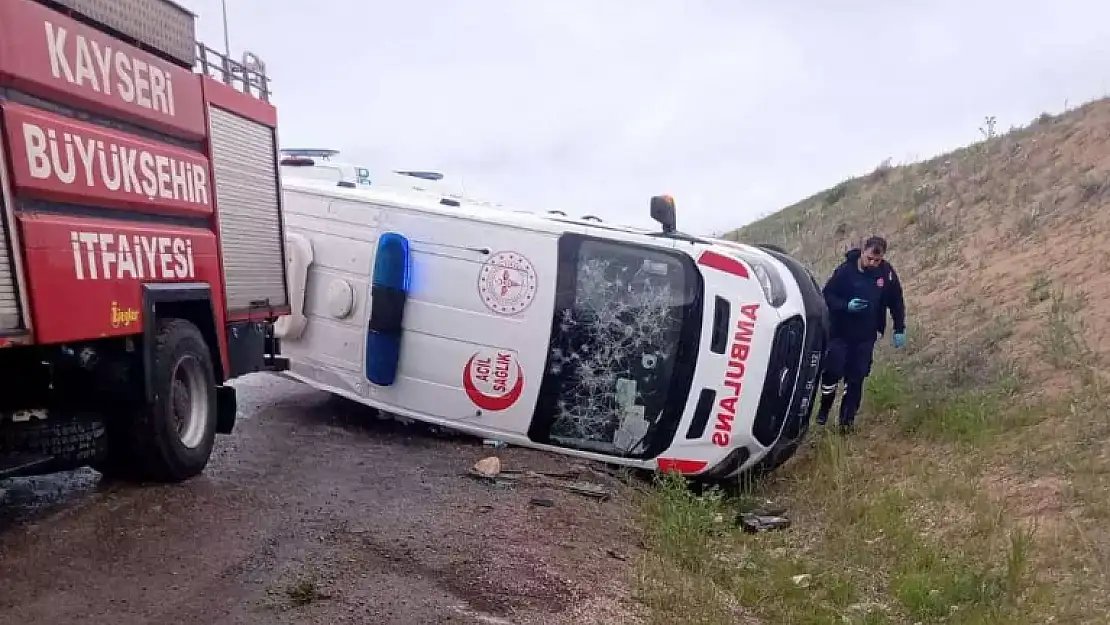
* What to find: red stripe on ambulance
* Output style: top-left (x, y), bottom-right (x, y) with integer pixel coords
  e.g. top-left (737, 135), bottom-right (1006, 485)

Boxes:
top-left (697, 250), bottom-right (750, 279)
top-left (712, 302), bottom-right (759, 447)
top-left (656, 458), bottom-right (709, 475)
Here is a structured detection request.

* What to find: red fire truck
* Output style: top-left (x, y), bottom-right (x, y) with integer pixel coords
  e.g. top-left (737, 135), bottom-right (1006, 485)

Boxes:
top-left (0, 0), bottom-right (289, 483)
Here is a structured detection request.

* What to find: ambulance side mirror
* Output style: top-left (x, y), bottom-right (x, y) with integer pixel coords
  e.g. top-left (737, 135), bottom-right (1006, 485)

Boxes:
top-left (650, 195), bottom-right (677, 234)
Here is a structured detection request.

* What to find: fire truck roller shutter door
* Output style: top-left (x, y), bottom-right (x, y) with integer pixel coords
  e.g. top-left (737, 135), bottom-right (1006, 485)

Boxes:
top-left (0, 226), bottom-right (18, 329)
top-left (0, 114), bottom-right (21, 330)
top-left (208, 105), bottom-right (287, 313)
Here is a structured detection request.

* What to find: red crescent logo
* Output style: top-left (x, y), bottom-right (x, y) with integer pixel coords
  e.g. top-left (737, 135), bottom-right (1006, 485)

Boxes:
top-left (462, 351), bottom-right (525, 411)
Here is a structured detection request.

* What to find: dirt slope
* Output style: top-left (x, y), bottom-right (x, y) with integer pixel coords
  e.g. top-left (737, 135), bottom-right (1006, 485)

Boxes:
top-left (646, 97), bottom-right (1110, 624)
top-left (727, 99), bottom-right (1110, 397)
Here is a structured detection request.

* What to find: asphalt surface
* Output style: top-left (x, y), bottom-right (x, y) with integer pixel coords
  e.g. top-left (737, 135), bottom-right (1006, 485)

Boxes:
top-left (0, 373), bottom-right (643, 625)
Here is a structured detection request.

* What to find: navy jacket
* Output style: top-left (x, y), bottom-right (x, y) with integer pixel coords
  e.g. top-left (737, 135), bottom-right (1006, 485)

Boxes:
top-left (822, 249), bottom-right (906, 343)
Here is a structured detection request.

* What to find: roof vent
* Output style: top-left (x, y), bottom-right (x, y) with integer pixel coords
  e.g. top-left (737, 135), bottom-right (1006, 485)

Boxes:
top-left (281, 148), bottom-right (340, 160)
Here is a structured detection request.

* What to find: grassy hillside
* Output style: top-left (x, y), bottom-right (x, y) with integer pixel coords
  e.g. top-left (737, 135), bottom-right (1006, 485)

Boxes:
top-left (636, 99), bottom-right (1110, 624)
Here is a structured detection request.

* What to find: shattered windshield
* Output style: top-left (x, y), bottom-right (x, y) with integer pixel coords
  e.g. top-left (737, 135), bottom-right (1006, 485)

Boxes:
top-left (530, 235), bottom-right (702, 458)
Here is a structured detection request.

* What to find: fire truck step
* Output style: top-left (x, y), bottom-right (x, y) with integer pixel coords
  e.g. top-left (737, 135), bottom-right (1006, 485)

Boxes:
top-left (0, 452), bottom-right (54, 478)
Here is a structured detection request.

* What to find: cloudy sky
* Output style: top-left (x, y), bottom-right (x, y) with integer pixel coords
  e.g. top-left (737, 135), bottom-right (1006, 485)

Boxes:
top-left (182, 0), bottom-right (1110, 234)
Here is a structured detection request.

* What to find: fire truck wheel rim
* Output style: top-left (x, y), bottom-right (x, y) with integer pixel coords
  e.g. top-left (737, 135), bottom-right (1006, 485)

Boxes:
top-left (170, 354), bottom-right (209, 449)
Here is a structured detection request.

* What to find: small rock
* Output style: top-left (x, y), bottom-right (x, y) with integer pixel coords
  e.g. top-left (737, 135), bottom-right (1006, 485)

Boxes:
top-left (791, 574), bottom-right (812, 587)
top-left (473, 456), bottom-right (501, 477)
top-left (529, 497), bottom-right (555, 507)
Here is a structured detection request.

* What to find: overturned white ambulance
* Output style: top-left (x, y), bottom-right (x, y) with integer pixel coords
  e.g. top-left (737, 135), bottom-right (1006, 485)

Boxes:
top-left (273, 160), bottom-right (829, 481)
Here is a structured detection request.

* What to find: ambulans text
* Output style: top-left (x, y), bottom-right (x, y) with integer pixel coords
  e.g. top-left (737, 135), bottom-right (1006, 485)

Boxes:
top-left (713, 303), bottom-right (760, 447)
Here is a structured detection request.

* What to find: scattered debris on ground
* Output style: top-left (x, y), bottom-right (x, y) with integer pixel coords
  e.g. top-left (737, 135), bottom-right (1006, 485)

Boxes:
top-left (473, 456), bottom-right (502, 478)
top-left (736, 500), bottom-right (792, 533)
top-left (467, 456), bottom-right (616, 501)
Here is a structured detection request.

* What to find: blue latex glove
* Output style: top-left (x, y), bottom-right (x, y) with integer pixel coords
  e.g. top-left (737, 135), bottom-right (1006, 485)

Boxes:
top-left (893, 332), bottom-right (906, 349)
top-left (847, 297), bottom-right (869, 312)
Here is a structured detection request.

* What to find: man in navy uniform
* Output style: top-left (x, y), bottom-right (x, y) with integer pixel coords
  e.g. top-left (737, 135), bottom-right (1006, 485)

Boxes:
top-left (815, 236), bottom-right (907, 433)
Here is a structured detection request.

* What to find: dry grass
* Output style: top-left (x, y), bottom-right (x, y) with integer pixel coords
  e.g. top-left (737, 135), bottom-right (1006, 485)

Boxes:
top-left (635, 359), bottom-right (1109, 624)
top-left (634, 95), bottom-right (1110, 623)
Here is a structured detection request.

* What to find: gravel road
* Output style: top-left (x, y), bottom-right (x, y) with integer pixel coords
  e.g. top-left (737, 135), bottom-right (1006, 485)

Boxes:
top-left (0, 373), bottom-right (645, 625)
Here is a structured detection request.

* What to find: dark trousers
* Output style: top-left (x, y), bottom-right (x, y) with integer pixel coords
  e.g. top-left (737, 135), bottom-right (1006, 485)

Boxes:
top-left (816, 336), bottom-right (876, 426)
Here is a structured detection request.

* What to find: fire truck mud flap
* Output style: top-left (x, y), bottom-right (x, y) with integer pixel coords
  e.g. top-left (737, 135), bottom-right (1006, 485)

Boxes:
top-left (215, 385), bottom-right (236, 435)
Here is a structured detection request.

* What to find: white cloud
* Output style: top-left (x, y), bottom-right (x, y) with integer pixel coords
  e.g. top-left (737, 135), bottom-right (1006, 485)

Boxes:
top-left (183, 0), bottom-right (1110, 234)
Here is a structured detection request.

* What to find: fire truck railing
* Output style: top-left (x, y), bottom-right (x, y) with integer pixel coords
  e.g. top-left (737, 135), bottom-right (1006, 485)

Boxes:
top-left (195, 43), bottom-right (271, 102)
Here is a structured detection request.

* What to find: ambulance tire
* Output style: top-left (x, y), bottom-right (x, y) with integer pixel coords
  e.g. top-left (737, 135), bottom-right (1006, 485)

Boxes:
top-left (746, 417), bottom-right (811, 479)
top-left (100, 319), bottom-right (218, 483)
top-left (750, 437), bottom-right (803, 477)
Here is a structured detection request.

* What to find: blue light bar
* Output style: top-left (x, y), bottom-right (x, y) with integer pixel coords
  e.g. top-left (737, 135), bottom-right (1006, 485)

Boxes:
top-left (365, 232), bottom-right (412, 386)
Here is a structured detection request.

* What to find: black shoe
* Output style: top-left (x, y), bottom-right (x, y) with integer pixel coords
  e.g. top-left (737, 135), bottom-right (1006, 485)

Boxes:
top-left (816, 391), bottom-right (836, 426)
top-left (838, 423), bottom-right (855, 435)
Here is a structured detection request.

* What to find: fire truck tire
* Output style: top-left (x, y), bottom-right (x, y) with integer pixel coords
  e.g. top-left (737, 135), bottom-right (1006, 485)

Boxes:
top-left (127, 318), bottom-right (219, 483)
top-left (0, 416), bottom-right (108, 476)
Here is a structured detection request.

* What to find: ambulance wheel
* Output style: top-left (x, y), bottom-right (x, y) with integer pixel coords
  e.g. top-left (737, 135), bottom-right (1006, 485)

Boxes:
top-left (747, 421), bottom-right (810, 479)
top-left (751, 438), bottom-right (803, 476)
top-left (106, 319), bottom-right (218, 483)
